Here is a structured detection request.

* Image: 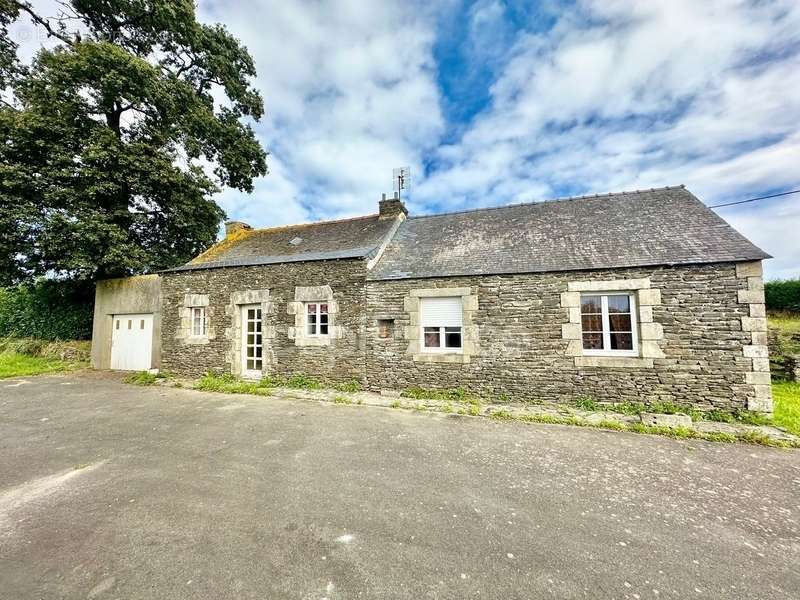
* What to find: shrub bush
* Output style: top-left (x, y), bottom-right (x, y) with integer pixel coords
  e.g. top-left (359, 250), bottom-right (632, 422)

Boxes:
top-left (0, 279), bottom-right (93, 340)
top-left (764, 279), bottom-right (800, 313)
top-left (0, 337), bottom-right (91, 361)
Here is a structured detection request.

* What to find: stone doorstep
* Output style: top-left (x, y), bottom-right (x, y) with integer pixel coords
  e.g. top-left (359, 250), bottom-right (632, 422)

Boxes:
top-left (152, 378), bottom-right (798, 444)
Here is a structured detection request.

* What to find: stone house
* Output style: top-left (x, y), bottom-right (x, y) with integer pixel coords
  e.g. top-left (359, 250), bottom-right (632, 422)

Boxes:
top-left (91, 186), bottom-right (773, 413)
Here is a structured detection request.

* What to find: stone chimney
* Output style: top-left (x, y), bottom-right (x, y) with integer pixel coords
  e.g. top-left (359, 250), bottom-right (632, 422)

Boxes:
top-left (378, 192), bottom-right (408, 220)
top-left (225, 221), bottom-right (252, 237)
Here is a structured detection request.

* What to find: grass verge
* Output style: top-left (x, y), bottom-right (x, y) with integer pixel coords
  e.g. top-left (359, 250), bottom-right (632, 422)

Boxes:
top-left (773, 382), bottom-right (800, 437)
top-left (0, 351), bottom-right (85, 379)
top-left (487, 408), bottom-right (796, 448)
top-left (151, 371), bottom-right (800, 447)
top-left (767, 311), bottom-right (800, 335)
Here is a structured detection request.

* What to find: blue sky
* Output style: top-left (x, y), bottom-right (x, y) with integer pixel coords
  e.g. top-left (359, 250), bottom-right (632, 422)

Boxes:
top-left (11, 1), bottom-right (800, 278)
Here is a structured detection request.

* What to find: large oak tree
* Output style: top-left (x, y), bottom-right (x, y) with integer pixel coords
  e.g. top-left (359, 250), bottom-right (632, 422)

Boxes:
top-left (0, 1), bottom-right (268, 284)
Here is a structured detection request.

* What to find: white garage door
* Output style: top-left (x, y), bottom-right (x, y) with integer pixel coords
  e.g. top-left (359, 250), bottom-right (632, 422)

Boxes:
top-left (111, 314), bottom-right (154, 371)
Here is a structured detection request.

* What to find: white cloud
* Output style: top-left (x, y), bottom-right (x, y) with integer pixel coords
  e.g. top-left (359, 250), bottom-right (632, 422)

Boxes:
top-left (415, 0), bottom-right (800, 278)
top-left (215, 155), bottom-right (308, 228)
top-left (725, 196), bottom-right (800, 281)
top-left (7, 1), bottom-right (799, 278)
top-left (198, 0), bottom-right (444, 223)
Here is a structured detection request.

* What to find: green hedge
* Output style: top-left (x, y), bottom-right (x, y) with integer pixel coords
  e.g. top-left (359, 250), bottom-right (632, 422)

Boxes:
top-left (0, 280), bottom-right (94, 340)
top-left (765, 279), bottom-right (800, 313)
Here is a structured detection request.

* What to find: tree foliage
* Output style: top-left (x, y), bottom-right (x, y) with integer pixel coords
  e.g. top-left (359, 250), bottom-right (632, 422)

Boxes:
top-left (0, 279), bottom-right (94, 339)
top-left (0, 1), bottom-right (267, 284)
top-left (0, 1), bottom-right (20, 86)
top-left (765, 279), bottom-right (800, 313)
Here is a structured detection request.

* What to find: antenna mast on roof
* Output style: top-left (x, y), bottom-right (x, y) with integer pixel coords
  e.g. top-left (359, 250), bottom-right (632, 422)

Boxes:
top-left (392, 167), bottom-right (410, 201)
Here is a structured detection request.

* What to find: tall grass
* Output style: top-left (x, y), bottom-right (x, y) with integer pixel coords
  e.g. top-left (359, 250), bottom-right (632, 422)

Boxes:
top-left (773, 382), bottom-right (800, 437)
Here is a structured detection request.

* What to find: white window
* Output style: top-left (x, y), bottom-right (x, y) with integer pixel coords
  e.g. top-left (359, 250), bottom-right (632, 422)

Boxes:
top-left (580, 293), bottom-right (638, 356)
top-left (191, 307), bottom-right (207, 337)
top-left (420, 297), bottom-right (463, 352)
top-left (306, 302), bottom-right (329, 336)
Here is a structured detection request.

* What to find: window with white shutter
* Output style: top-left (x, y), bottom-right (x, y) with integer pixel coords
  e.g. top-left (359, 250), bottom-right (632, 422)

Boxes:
top-left (420, 297), bottom-right (463, 352)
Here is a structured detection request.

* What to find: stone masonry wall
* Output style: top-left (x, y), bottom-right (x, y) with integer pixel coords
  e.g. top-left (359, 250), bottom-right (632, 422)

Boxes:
top-left (365, 262), bottom-right (768, 412)
top-left (159, 259), bottom-right (768, 412)
top-left (160, 259), bottom-right (367, 383)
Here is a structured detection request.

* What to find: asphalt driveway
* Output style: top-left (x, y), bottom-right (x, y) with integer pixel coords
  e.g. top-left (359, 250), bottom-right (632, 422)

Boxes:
top-left (1, 373), bottom-right (798, 599)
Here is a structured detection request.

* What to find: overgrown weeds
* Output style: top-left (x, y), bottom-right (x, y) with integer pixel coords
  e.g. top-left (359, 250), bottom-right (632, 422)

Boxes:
top-left (124, 371), bottom-right (158, 386)
top-left (702, 407), bottom-right (773, 427)
top-left (402, 386), bottom-right (475, 403)
top-left (334, 379), bottom-right (362, 393)
top-left (0, 337), bottom-right (90, 361)
top-left (284, 373), bottom-right (323, 389)
top-left (574, 396), bottom-right (599, 411)
top-left (488, 408), bottom-right (795, 448)
top-left (194, 372), bottom-right (272, 396)
top-left (577, 396), bottom-right (763, 426)
top-left (124, 371), bottom-right (172, 386)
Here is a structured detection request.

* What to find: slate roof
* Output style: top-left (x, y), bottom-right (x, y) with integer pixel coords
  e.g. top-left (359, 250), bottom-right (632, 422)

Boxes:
top-left (366, 186), bottom-right (770, 281)
top-left (164, 214), bottom-right (397, 272)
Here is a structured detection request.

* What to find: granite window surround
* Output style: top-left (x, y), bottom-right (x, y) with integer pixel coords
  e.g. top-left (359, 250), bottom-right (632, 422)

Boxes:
top-left (561, 278), bottom-right (664, 368)
top-left (403, 287), bottom-right (478, 364)
top-left (287, 285), bottom-right (342, 347)
top-left (176, 293), bottom-right (215, 345)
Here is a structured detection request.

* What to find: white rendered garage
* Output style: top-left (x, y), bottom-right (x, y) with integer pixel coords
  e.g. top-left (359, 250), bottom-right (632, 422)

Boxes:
top-left (91, 275), bottom-right (161, 371)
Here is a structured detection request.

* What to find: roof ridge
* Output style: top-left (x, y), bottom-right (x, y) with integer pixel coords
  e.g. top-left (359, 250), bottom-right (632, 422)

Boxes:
top-left (408, 185), bottom-right (687, 221)
top-left (249, 213), bottom-right (379, 234)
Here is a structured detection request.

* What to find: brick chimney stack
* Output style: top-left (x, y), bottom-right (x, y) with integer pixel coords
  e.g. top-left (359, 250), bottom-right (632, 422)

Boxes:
top-left (225, 221), bottom-right (252, 237)
top-left (378, 192), bottom-right (408, 220)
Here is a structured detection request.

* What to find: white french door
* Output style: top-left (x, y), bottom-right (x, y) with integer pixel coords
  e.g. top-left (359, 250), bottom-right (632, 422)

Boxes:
top-left (241, 304), bottom-right (263, 378)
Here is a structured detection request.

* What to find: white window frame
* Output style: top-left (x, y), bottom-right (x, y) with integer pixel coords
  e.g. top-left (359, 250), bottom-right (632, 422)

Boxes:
top-left (421, 325), bottom-right (464, 353)
top-left (420, 297), bottom-right (463, 354)
top-left (241, 304), bottom-right (263, 378)
top-left (305, 302), bottom-right (329, 337)
top-left (580, 292), bottom-right (639, 357)
top-left (191, 307), bottom-right (208, 337)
